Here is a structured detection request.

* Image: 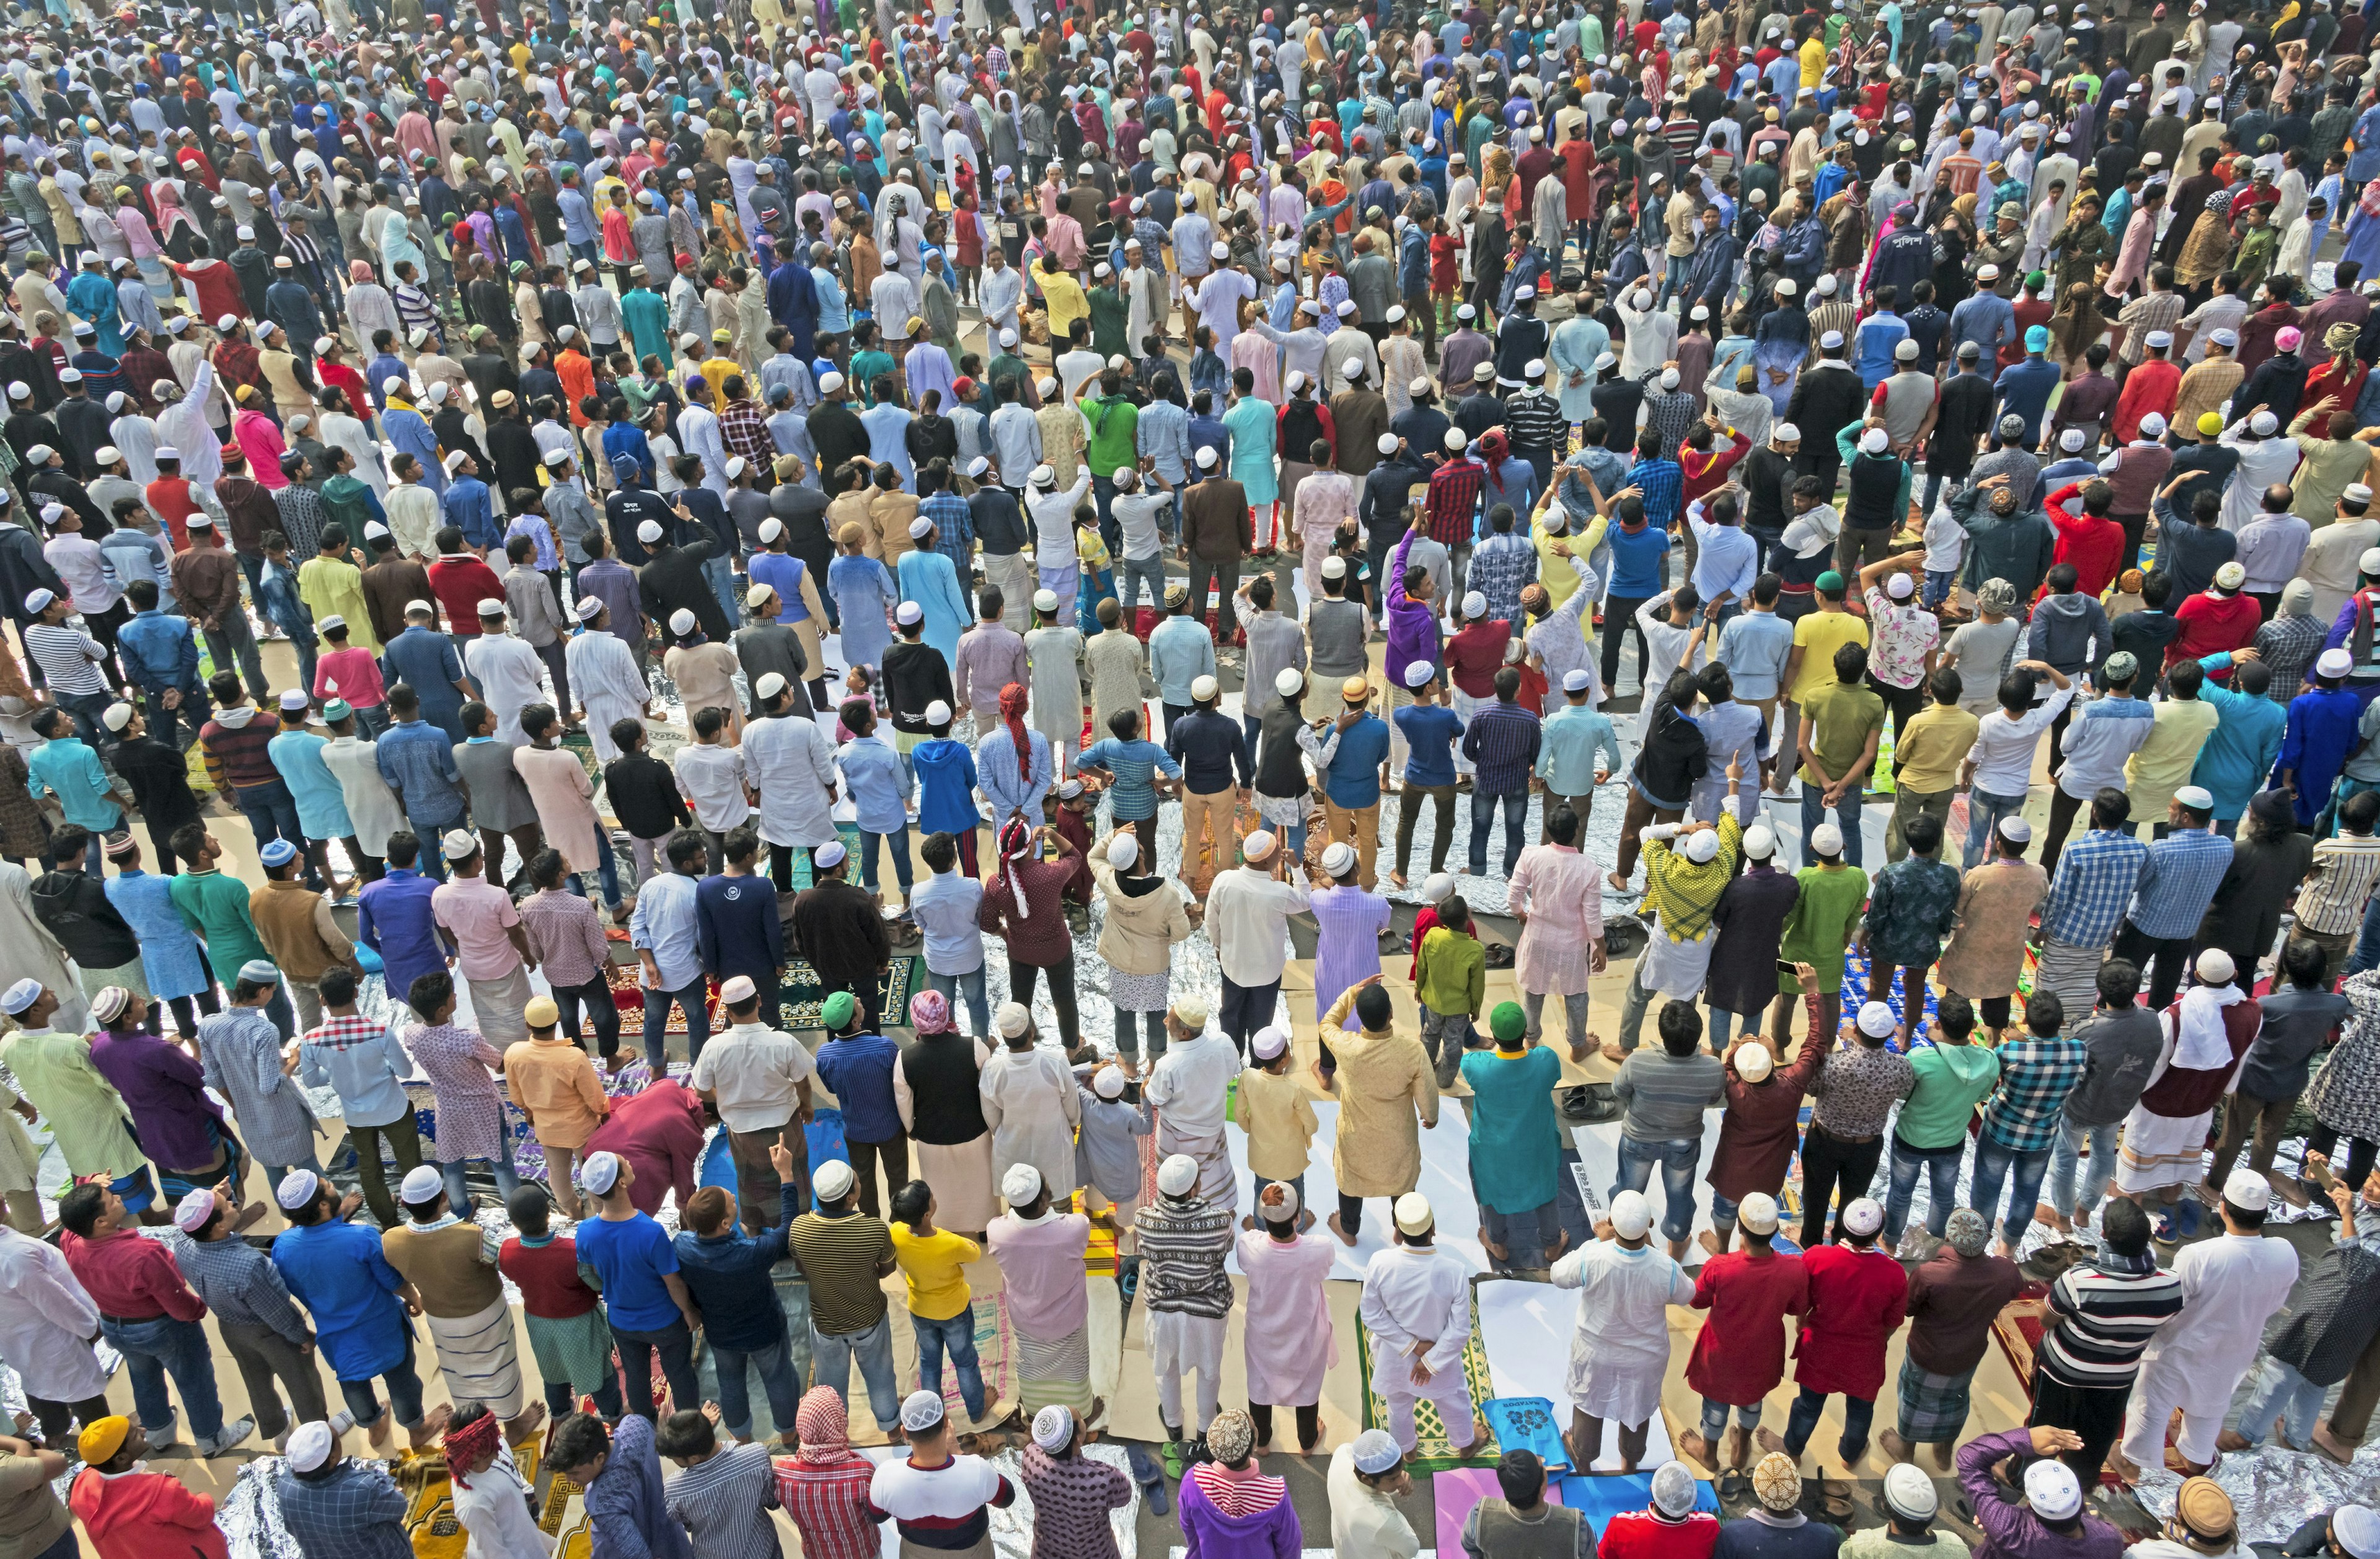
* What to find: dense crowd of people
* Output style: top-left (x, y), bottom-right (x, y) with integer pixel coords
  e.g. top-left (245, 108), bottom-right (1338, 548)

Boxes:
top-left (6, 0), bottom-right (2380, 1553)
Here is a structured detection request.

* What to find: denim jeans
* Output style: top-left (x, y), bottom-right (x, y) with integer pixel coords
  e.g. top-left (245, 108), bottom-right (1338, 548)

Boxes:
top-left (1699, 1397), bottom-right (1764, 1442)
top-left (336, 1332), bottom-right (427, 1431)
top-left (912, 1309), bottom-right (987, 1421)
top-left (2048, 1118), bottom-right (2122, 1221)
top-left (1970, 1135), bottom-right (2053, 1247)
top-left (1964, 786), bottom-right (2027, 868)
top-left (1784, 1383), bottom-right (1874, 1462)
top-left (922, 966), bottom-right (992, 1038)
top-left (1111, 1004), bottom-right (1169, 1062)
top-left (1468, 787), bottom-right (1528, 876)
top-left (644, 976), bottom-right (711, 1069)
top-left (712, 1337), bottom-right (804, 1441)
top-left (2235, 1355), bottom-right (2327, 1449)
top-left (563, 829), bottom-right (625, 911)
top-left (860, 825), bottom-right (914, 897)
top-left (101, 1313), bottom-right (225, 1441)
top-left (2347, 886), bottom-right (2380, 976)
top-left (234, 778), bottom-right (318, 885)
top-left (1882, 1136), bottom-right (1963, 1247)
top-left (1612, 1134), bottom-right (1700, 1242)
top-left (811, 1314), bottom-right (901, 1431)
top-left (1480, 1199), bottom-right (1560, 1264)
top-left (612, 1316), bottom-right (701, 1420)
top-left (1800, 785), bottom-right (1865, 867)
top-left (703, 554), bottom-right (740, 630)
top-left (439, 1154), bottom-right (522, 1211)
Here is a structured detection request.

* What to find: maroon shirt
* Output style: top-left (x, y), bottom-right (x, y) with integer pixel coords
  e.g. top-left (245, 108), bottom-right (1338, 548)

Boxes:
top-left (1906, 1246), bottom-right (2028, 1375)
top-left (583, 1079), bottom-right (706, 1217)
top-left (1707, 1038), bottom-right (1826, 1203)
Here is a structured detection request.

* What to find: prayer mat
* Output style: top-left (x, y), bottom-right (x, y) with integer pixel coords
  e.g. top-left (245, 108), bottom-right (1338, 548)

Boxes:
top-left (951, 1294), bottom-right (1016, 1424)
top-left (779, 956), bottom-right (919, 1031)
top-left (1356, 1287), bottom-right (1501, 1472)
top-left (1556, 1470), bottom-right (1721, 1524)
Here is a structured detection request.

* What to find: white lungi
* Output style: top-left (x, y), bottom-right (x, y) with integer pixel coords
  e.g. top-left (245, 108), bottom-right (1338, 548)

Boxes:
top-left (1147, 1309), bottom-right (1227, 1434)
top-left (426, 1296), bottom-right (527, 1419)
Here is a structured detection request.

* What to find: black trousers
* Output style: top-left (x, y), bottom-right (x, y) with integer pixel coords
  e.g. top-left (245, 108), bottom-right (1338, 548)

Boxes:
top-left (1010, 956), bottom-right (1080, 1048)
top-left (2112, 920), bottom-right (2194, 1010)
top-left (550, 974), bottom-right (622, 1058)
top-left (1799, 1123), bottom-right (1884, 1250)
top-left (2040, 785), bottom-right (2089, 875)
top-left (1600, 593), bottom-right (1655, 694)
top-left (847, 1132), bottom-right (911, 1222)
top-left (2030, 1373), bottom-right (2128, 1481)
top-left (2309, 1123), bottom-right (2379, 1186)
top-left (1250, 1402), bottom-right (1321, 1451)
top-left (164, 986), bottom-right (223, 1040)
top-left (26, 1392), bottom-right (110, 1448)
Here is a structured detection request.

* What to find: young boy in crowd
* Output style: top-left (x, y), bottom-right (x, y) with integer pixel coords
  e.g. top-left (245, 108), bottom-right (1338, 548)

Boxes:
top-left (1235, 1027), bottom-right (1319, 1231)
top-left (605, 720), bottom-right (695, 890)
top-left (888, 1181), bottom-right (989, 1424)
top-left (1414, 896), bottom-right (1487, 1089)
top-left (1075, 1060), bottom-right (1155, 1250)
top-left (498, 1182), bottom-right (625, 1420)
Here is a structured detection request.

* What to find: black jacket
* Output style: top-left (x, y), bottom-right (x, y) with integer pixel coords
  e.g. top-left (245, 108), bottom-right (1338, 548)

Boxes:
top-left (114, 733), bottom-right (203, 832)
top-left (29, 867), bottom-right (139, 968)
top-left (1786, 361), bottom-right (1867, 471)
top-left (638, 539), bottom-right (730, 642)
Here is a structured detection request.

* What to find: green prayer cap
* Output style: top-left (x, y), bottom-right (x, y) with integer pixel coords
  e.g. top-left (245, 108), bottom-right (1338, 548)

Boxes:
top-left (1814, 570), bottom-right (1845, 593)
top-left (1490, 1002), bottom-right (1527, 1044)
top-left (821, 991), bottom-right (857, 1030)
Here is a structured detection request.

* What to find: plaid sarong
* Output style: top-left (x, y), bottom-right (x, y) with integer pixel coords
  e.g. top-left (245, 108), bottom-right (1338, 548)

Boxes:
top-left (1896, 1355), bottom-right (1978, 1446)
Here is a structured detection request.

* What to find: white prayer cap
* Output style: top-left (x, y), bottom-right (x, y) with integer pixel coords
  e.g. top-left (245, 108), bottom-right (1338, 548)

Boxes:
top-left (1032, 1405), bottom-right (1073, 1452)
top-left (1393, 1192), bottom-right (1434, 1235)
top-left (399, 1165), bottom-right (446, 1204)
top-left (1377, 432), bottom-right (1400, 455)
top-left (1895, 340), bottom-right (1919, 362)
top-left (1405, 660), bottom-right (1437, 691)
top-left (1815, 274), bottom-right (1839, 295)
top-left (669, 607), bottom-right (699, 635)
top-left (1743, 824), bottom-right (1776, 860)
top-left (1861, 427), bottom-right (1890, 454)
top-left (575, 596), bottom-right (606, 622)
top-left (1999, 815), bottom-right (2032, 844)
top-left (1841, 1196), bottom-right (1884, 1236)
top-left (1821, 330), bottom-right (1846, 350)
top-left (0, 979), bottom-right (41, 1015)
top-left (1419, 872), bottom-right (1455, 903)
top-left (1034, 590), bottom-right (1062, 614)
top-left (1735, 1041), bottom-right (1775, 1082)
top-left (1190, 675), bottom-right (1221, 702)
top-left (1251, 1025), bottom-right (1290, 1061)
top-left (1857, 1001), bottom-right (1898, 1038)
top-left (638, 519), bottom-right (665, 543)
top-left (1321, 842), bottom-right (1358, 878)
top-left (1563, 669), bottom-right (1593, 694)
top-left (1321, 556), bottom-right (1347, 580)
top-left (1243, 829), bottom-right (1279, 862)
top-left (896, 601), bottom-right (925, 627)
top-left (1157, 1154), bottom-right (1200, 1196)
top-left (995, 1002), bottom-right (1033, 1038)
top-left (2024, 1459), bottom-right (2082, 1521)
top-left (1887, 573), bottom-right (1916, 600)
top-left (1739, 1192), bottom-right (1780, 1234)
top-left (813, 1159), bottom-right (856, 1199)
top-left (1661, 368), bottom-right (1681, 390)
top-left (1196, 447), bottom-right (1219, 468)
top-left (1683, 830), bottom-right (1721, 863)
top-left (2223, 1166), bottom-right (2272, 1210)
top-left (102, 702), bottom-right (134, 733)
top-left (2140, 413), bottom-right (2168, 437)
top-left (276, 1170), bottom-right (320, 1211)
top-left (1810, 823), bottom-right (1844, 855)
top-left (819, 371), bottom-right (847, 393)
top-left (1608, 1189), bottom-right (1653, 1238)
top-left (580, 1150), bottom-right (624, 1195)
top-left (900, 1390), bottom-right (946, 1434)
top-left (1884, 1464), bottom-right (1938, 1521)
top-left (1651, 1462), bottom-right (1699, 1517)
top-left (2176, 785), bottom-right (2216, 811)
top-left (2319, 647), bottom-right (2356, 678)
top-left (286, 1422), bottom-right (337, 1473)
top-left (1093, 1068), bottom-right (1128, 1100)
top-left (2252, 410), bottom-right (2280, 435)
top-left (2197, 947), bottom-right (2238, 984)
top-left (2060, 427), bottom-right (2087, 453)
top-left (1002, 1162), bottom-right (1044, 1203)
top-left (754, 673), bottom-right (790, 703)
top-left (1274, 668), bottom-right (1306, 698)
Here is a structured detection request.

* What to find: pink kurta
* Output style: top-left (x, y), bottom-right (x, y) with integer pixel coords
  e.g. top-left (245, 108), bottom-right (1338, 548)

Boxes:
top-left (1293, 470), bottom-right (1357, 600)
top-left (1508, 844), bottom-right (1606, 997)
top-left (1230, 329), bottom-right (1280, 405)
top-left (1236, 1227), bottom-right (1338, 1407)
top-left (234, 410), bottom-right (290, 489)
top-left (513, 745), bottom-right (603, 881)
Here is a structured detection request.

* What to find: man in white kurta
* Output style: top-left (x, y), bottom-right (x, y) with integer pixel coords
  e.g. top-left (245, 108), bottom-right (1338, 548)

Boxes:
top-left (2115, 1169), bottom-right (2302, 1477)
top-left (1358, 1193), bottom-right (1481, 1456)
top-left (1551, 1189), bottom-right (1697, 1471)
top-left (1024, 611), bottom-right (1085, 774)
top-left (320, 723), bottom-right (407, 862)
top-left (743, 678), bottom-right (842, 868)
top-left (977, 1002), bottom-right (1084, 1205)
top-left (1143, 998), bottom-right (1243, 1211)
top-left (464, 613), bottom-right (550, 744)
top-left (564, 604), bottom-right (651, 763)
top-left (0, 1222), bottom-right (112, 1437)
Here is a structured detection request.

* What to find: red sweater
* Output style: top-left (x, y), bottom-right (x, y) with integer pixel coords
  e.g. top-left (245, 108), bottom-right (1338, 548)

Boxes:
top-left (2043, 486), bottom-right (2127, 599)
top-left (2169, 589), bottom-right (2261, 669)
top-left (1599, 1510), bottom-right (1721, 1559)
top-left (499, 1234), bottom-right (603, 1319)
top-left (70, 1468), bottom-right (229, 1559)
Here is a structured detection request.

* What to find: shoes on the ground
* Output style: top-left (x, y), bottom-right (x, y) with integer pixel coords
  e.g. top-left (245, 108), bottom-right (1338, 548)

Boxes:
top-left (196, 1416), bottom-right (255, 1457)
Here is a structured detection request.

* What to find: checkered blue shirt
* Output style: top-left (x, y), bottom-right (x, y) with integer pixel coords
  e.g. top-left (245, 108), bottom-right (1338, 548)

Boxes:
top-left (2040, 828), bottom-right (2149, 948)
top-left (1981, 1034), bottom-right (2090, 1152)
top-left (1467, 531), bottom-right (1538, 622)
top-left (276, 1460), bottom-right (413, 1559)
top-left (2127, 827), bottom-right (2236, 940)
top-left (922, 491), bottom-right (974, 568)
top-left (1633, 454), bottom-right (1683, 530)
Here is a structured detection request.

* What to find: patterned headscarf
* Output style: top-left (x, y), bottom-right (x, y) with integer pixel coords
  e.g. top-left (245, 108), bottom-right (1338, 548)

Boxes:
top-left (998, 681), bottom-right (1031, 781)
top-left (443, 1408), bottom-right (502, 1489)
top-left (909, 989), bottom-right (951, 1034)
top-left (998, 816), bottom-right (1038, 922)
top-left (795, 1387), bottom-right (855, 1465)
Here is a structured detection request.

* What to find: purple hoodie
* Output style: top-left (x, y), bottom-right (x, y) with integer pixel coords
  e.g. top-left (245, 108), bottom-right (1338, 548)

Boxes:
top-left (1177, 1464), bottom-right (1303, 1559)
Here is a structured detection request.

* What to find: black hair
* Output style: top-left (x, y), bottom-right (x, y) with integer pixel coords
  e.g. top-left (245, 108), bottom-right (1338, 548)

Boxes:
top-left (890, 1180), bottom-right (933, 1224)
top-left (408, 969), bottom-right (456, 1021)
top-left (1657, 999), bottom-right (1703, 1056)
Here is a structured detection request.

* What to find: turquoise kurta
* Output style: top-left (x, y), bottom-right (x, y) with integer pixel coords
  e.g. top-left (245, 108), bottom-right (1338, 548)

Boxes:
top-left (268, 729), bottom-right (356, 841)
top-left (1459, 1044), bottom-right (1565, 1214)
top-left (896, 547), bottom-right (971, 673)
top-left (1548, 316), bottom-right (1610, 423)
top-left (1223, 395), bottom-right (1280, 505)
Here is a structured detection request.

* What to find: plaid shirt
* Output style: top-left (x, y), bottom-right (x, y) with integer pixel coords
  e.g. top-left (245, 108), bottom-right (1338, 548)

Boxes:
top-left (1426, 457), bottom-right (1485, 545)
top-left (2127, 827), bottom-right (2234, 940)
top-left (1634, 454), bottom-right (1684, 530)
top-left (921, 491), bottom-right (974, 567)
top-left (720, 399), bottom-right (775, 465)
top-left (776, 1457), bottom-right (886, 1559)
top-left (1642, 388), bottom-right (1699, 461)
top-left (171, 1232), bottom-right (311, 1341)
top-left (276, 1460), bottom-right (412, 1559)
top-left (1981, 1033), bottom-right (2089, 1151)
top-left (2040, 828), bottom-right (2150, 948)
top-left (1467, 531), bottom-right (1538, 622)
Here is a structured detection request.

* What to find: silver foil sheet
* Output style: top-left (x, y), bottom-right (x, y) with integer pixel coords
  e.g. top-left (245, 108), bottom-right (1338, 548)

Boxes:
top-left (2131, 1436), bottom-right (2380, 1544)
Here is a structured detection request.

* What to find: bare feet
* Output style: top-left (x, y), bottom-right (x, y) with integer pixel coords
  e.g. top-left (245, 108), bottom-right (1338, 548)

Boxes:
top-left (2164, 1446), bottom-right (2210, 1475)
top-left (2312, 1423), bottom-right (2360, 1465)
top-left (1482, 1235), bottom-right (1510, 1261)
top-left (408, 1404), bottom-right (454, 1451)
top-left (1241, 1214), bottom-right (1258, 1232)
top-left (1755, 1426), bottom-right (1797, 1463)
top-left (231, 1200), bottom-right (270, 1234)
top-left (366, 1408), bottom-right (394, 1449)
top-left (1386, 872), bottom-right (1407, 889)
top-left (1678, 1429), bottom-right (1718, 1470)
top-left (1297, 1208), bottom-right (1316, 1232)
top-left (1699, 1229), bottom-right (1726, 1257)
top-left (1600, 1042), bottom-right (1628, 1064)
top-left (1327, 1211), bottom-right (1358, 1247)
top-left (1931, 1441), bottom-right (1954, 1471)
top-left (505, 1403), bottom-right (548, 1444)
top-left (1880, 1428), bottom-right (1915, 1465)
top-left (1727, 1426), bottom-right (1752, 1468)
top-left (1605, 870), bottom-right (1630, 893)
top-left (2215, 1429), bottom-right (2253, 1454)
top-left (2105, 1448), bottom-right (2143, 1485)
top-left (1544, 1230), bottom-right (1571, 1263)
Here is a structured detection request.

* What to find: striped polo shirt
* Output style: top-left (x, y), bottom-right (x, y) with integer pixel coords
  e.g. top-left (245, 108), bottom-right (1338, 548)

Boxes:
top-left (23, 622), bottom-right (110, 697)
top-left (2037, 1249), bottom-right (2186, 1389)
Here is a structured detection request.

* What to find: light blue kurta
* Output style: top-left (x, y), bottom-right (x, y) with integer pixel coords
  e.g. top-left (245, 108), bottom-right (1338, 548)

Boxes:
top-left (268, 729), bottom-right (356, 841)
top-left (1458, 1044), bottom-right (1564, 1214)
top-left (196, 1005), bottom-right (321, 1168)
top-left (1222, 395), bottom-right (1279, 506)
top-left (103, 868), bottom-right (211, 1001)
top-left (896, 548), bottom-right (971, 672)
top-left (1547, 316), bottom-right (1610, 423)
top-left (829, 554), bottom-right (899, 670)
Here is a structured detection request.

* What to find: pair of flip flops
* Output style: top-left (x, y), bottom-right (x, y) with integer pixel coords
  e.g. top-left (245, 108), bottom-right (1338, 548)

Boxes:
top-left (2153, 1199), bottom-right (2204, 1243)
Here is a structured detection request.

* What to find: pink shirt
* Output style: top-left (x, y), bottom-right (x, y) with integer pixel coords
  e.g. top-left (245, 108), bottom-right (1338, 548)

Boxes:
top-left (234, 410), bottom-right (291, 490)
top-left (314, 646), bottom-right (386, 709)
top-left (985, 1211), bottom-right (1092, 1336)
top-left (431, 876), bottom-right (524, 981)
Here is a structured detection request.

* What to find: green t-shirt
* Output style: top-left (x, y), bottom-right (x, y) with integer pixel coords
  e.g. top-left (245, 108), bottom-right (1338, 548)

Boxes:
top-left (849, 350), bottom-right (897, 406)
top-left (1080, 393), bottom-right (1140, 475)
top-left (1779, 864), bottom-right (1871, 994)
top-left (1897, 1044), bottom-right (2003, 1149)
top-left (1799, 680), bottom-right (1888, 788)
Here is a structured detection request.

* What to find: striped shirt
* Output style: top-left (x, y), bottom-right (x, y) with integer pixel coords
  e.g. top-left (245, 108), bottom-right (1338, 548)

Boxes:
top-left (664, 1442), bottom-right (781, 1559)
top-left (866, 1456), bottom-right (1014, 1552)
top-left (784, 1210), bottom-right (893, 1336)
top-left (1426, 457), bottom-right (1486, 544)
top-left (23, 622), bottom-right (110, 696)
top-left (519, 886), bottom-right (613, 989)
top-left (775, 1457), bottom-right (884, 1559)
top-left (1614, 1048), bottom-right (1727, 1142)
top-left (2037, 1248), bottom-right (2186, 1389)
top-left (1134, 1195), bottom-right (1235, 1318)
top-left (2294, 833), bottom-right (2380, 937)
top-left (1460, 699), bottom-right (1543, 795)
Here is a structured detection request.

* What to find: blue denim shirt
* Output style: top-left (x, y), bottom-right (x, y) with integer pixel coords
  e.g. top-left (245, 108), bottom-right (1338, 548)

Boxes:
top-left (814, 1031), bottom-right (905, 1144)
top-left (372, 718), bottom-right (466, 827)
top-left (837, 734), bottom-right (910, 834)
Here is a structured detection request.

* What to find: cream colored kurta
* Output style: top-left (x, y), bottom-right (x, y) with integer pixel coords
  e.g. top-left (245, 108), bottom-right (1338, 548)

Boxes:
top-left (979, 1044), bottom-right (1085, 1201)
top-left (0, 862), bottom-right (86, 1032)
top-left (0, 1028), bottom-right (142, 1180)
top-left (1318, 990), bottom-right (1439, 1198)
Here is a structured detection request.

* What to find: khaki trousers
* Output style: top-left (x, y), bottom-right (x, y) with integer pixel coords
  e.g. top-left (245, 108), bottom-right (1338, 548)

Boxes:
top-left (1181, 787), bottom-right (1235, 893)
top-left (542, 1143), bottom-right (585, 1219)
top-left (1887, 787), bottom-right (1955, 861)
top-left (1323, 798), bottom-right (1381, 890)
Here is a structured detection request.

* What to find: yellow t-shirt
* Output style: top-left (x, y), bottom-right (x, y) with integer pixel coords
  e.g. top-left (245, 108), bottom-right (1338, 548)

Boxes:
top-left (1790, 609), bottom-right (1871, 703)
top-left (889, 1224), bottom-right (981, 1321)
